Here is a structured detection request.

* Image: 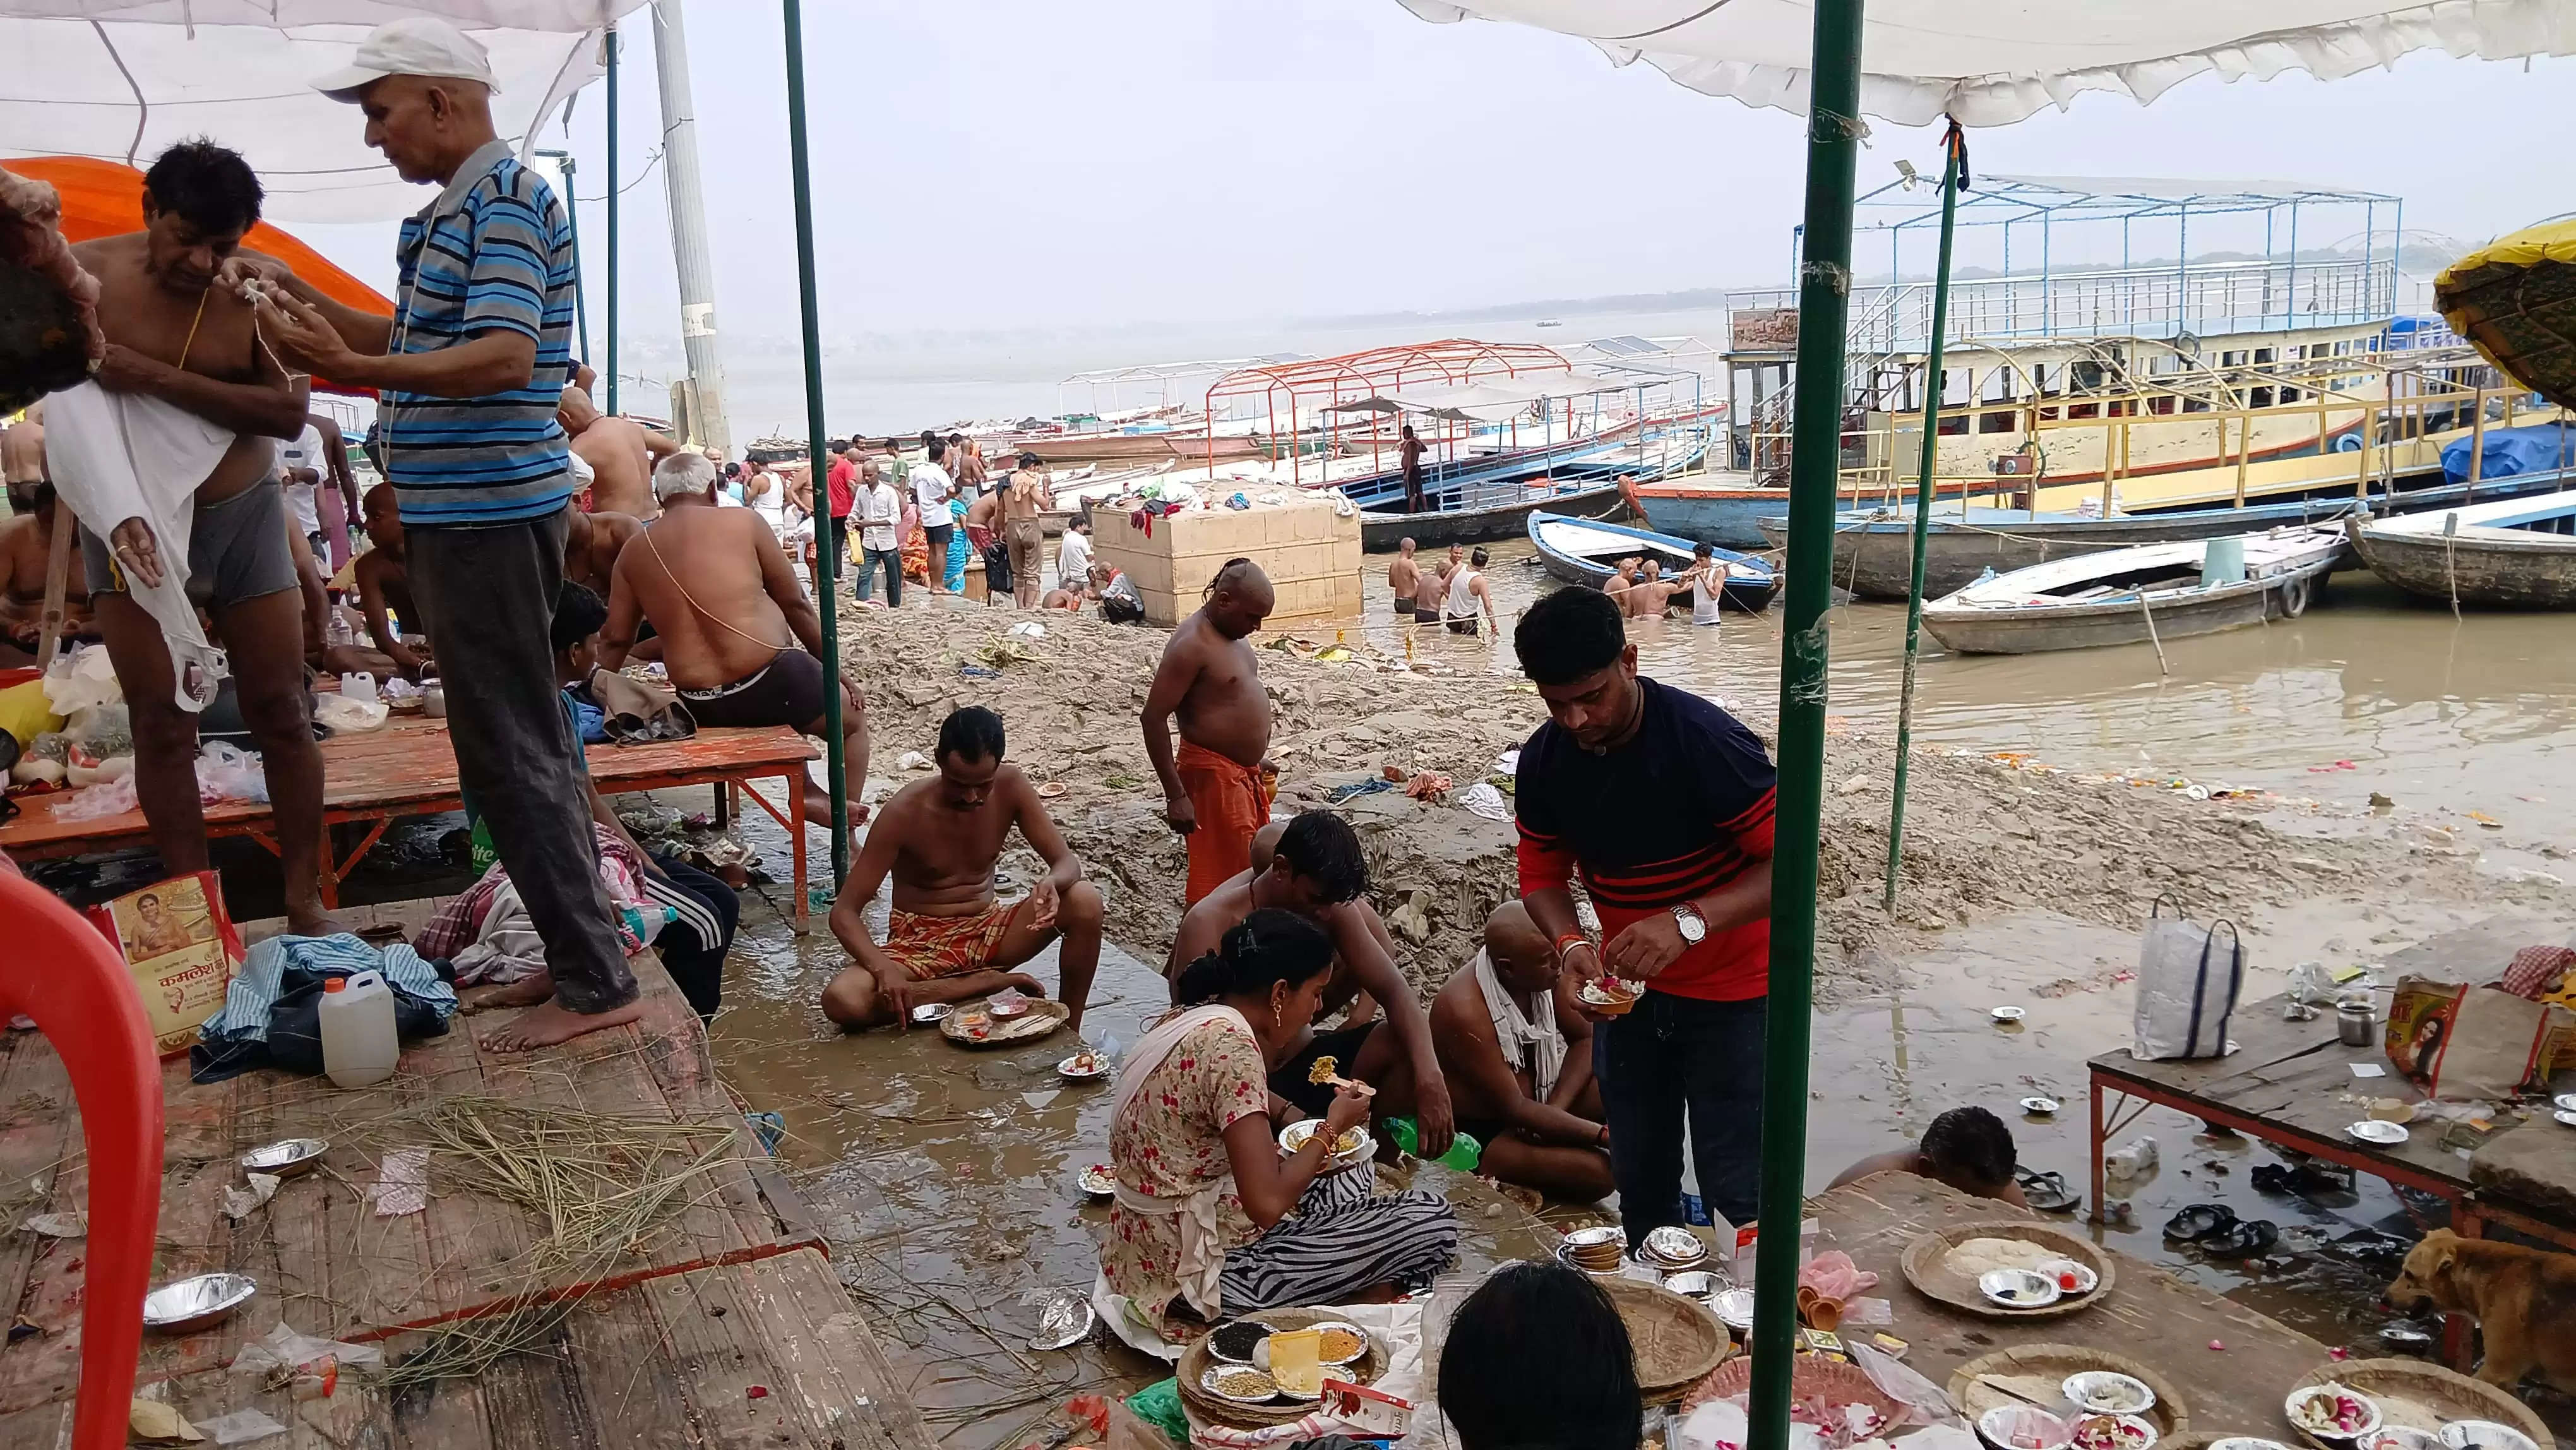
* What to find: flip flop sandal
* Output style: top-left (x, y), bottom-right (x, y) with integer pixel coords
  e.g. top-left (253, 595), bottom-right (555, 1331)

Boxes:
top-left (2161, 1203), bottom-right (2238, 1242)
top-left (2016, 1169), bottom-right (2082, 1214)
top-left (2202, 1218), bottom-right (2279, 1259)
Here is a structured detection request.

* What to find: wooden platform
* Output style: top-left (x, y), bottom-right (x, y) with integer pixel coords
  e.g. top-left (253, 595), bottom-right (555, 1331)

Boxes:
top-left (0, 712), bottom-right (818, 915)
top-left (1816, 1173), bottom-right (2329, 1431)
top-left (0, 951), bottom-right (927, 1449)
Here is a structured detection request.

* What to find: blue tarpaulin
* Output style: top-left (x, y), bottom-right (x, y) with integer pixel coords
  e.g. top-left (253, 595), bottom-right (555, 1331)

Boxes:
top-left (2443, 422), bottom-right (2576, 484)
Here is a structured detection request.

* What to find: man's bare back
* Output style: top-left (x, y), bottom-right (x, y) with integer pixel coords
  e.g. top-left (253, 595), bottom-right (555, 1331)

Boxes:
top-left (1003, 467), bottom-right (1046, 521)
top-left (610, 504), bottom-right (797, 690)
top-left (1154, 613), bottom-right (1270, 768)
top-left (0, 501), bottom-right (88, 644)
top-left (1, 407), bottom-right (44, 484)
top-left (74, 234), bottom-right (277, 504)
top-left (1388, 553), bottom-right (1419, 602)
top-left (565, 509), bottom-right (639, 598)
top-left (568, 409), bottom-right (655, 517)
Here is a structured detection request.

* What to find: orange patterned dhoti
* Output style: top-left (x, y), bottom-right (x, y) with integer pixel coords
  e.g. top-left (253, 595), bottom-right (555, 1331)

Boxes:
top-left (883, 899), bottom-right (1023, 980)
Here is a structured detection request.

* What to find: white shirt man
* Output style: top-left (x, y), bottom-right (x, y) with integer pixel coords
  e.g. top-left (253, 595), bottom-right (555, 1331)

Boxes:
top-left (1057, 522), bottom-right (1093, 590)
top-left (910, 458), bottom-right (955, 516)
top-left (857, 472), bottom-right (903, 553)
top-left (277, 422), bottom-right (327, 541)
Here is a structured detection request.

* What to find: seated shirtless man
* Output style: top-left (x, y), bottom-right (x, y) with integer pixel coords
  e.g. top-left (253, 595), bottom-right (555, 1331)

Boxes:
top-left (349, 484), bottom-right (430, 679)
top-left (1428, 901), bottom-right (1612, 1201)
top-left (600, 451), bottom-right (869, 830)
top-left (0, 482), bottom-right (93, 664)
top-left (821, 705), bottom-right (1104, 1031)
top-left (1167, 809), bottom-right (1457, 1158)
top-left (563, 505), bottom-right (640, 600)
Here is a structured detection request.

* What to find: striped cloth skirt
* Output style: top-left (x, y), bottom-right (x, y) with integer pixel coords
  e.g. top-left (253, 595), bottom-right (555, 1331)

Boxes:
top-left (1218, 1167), bottom-right (1457, 1315)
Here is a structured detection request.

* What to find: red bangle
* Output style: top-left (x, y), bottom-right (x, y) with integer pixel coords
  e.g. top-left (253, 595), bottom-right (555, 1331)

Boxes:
top-left (1554, 932), bottom-right (1590, 958)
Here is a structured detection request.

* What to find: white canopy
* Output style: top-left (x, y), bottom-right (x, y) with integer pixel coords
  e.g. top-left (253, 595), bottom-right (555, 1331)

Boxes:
top-left (1324, 370), bottom-right (1635, 419)
top-left (0, 3), bottom-right (647, 222)
top-left (1392, 0), bottom-right (2576, 126)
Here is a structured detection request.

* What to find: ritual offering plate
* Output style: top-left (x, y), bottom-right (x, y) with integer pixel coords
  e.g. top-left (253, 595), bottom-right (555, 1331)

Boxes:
top-left (2287, 1386), bottom-right (2382, 1441)
top-left (1640, 1225), bottom-right (1708, 1270)
top-left (2364, 1431), bottom-right (2445, 1450)
top-left (1712, 1287), bottom-right (1757, 1330)
top-left (142, 1273), bottom-right (256, 1334)
top-left (2072, 1415), bottom-right (2160, 1450)
top-left (2346, 1121), bottom-right (2409, 1147)
top-left (1057, 1048), bottom-right (1109, 1081)
top-left (1979, 1405), bottom-right (2073, 1450)
top-left (1952, 1346), bottom-right (2188, 1442)
top-left (238, 1137), bottom-right (328, 1178)
top-left (1178, 1306), bottom-right (1393, 1429)
top-left (1598, 1278), bottom-right (1731, 1404)
top-left (1206, 1319), bottom-right (1273, 1363)
top-left (1904, 1221), bottom-right (2113, 1319)
top-left (941, 997), bottom-right (1068, 1049)
top-left (1277, 1118), bottom-right (1374, 1174)
top-left (1577, 978), bottom-right (1642, 1016)
top-left (2287, 1359), bottom-right (2550, 1450)
top-left (1075, 1163), bottom-right (1114, 1199)
top-left (1560, 1224), bottom-right (1627, 1273)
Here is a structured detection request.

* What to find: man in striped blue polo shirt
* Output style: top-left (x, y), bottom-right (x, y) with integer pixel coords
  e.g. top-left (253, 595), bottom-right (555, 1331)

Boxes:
top-left (237, 17), bottom-right (640, 1050)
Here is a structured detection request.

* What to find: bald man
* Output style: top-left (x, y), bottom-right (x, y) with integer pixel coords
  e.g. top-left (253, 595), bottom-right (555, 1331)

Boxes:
top-left (239, 16), bottom-right (640, 1050)
top-left (1428, 901), bottom-right (1613, 1201)
top-left (1143, 558), bottom-right (1276, 906)
top-left (559, 385), bottom-right (657, 519)
top-left (563, 505), bottom-right (640, 600)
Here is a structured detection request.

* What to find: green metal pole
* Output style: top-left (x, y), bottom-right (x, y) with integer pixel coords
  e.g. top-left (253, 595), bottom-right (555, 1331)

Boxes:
top-left (604, 25), bottom-right (619, 417)
top-left (780, 0), bottom-right (849, 883)
top-left (1883, 122), bottom-right (1965, 910)
top-left (1749, 0), bottom-right (1866, 1446)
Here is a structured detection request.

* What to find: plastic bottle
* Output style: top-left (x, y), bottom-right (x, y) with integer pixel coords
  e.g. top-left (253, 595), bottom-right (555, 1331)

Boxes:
top-left (318, 971), bottom-right (399, 1089)
top-left (1386, 1116), bottom-right (1483, 1171)
top-left (2102, 1134), bottom-right (2159, 1180)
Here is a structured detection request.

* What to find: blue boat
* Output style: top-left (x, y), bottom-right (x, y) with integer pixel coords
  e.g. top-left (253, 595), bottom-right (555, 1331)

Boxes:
top-left (1339, 426), bottom-right (1707, 551)
top-left (1527, 512), bottom-right (1777, 613)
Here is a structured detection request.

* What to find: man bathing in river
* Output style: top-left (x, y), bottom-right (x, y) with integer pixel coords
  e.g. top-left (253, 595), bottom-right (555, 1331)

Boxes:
top-left (823, 705), bottom-right (1105, 1031)
top-left (1168, 810), bottom-right (1458, 1159)
top-left (1827, 1105), bottom-right (2026, 1206)
top-left (1429, 901), bottom-right (1613, 1202)
top-left (1144, 558), bottom-right (1275, 906)
top-left (1388, 536), bottom-right (1423, 618)
top-left (600, 452), bottom-right (871, 830)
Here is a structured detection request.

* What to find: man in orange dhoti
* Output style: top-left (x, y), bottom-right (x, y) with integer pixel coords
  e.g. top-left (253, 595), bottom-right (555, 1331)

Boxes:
top-left (1143, 560), bottom-right (1276, 906)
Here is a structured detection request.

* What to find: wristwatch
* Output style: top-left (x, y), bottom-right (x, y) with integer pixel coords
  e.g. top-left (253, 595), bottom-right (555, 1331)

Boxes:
top-left (1671, 903), bottom-right (1708, 945)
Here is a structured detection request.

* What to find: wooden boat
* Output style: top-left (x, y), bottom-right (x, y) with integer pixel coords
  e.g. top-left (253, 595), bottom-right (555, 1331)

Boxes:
top-left (1921, 527), bottom-right (2345, 655)
top-left (1763, 464), bottom-right (2576, 602)
top-left (2346, 488), bottom-right (2576, 608)
top-left (1359, 479), bottom-right (1626, 551)
top-left (1015, 431), bottom-right (1268, 465)
top-left (1527, 512), bottom-right (1777, 613)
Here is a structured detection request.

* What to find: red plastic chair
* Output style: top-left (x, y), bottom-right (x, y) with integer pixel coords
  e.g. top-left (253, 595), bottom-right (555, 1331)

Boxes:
top-left (0, 870), bottom-right (164, 1450)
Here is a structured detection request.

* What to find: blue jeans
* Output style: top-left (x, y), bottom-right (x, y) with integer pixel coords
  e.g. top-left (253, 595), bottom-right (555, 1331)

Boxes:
top-left (853, 545), bottom-right (902, 606)
top-left (1595, 990), bottom-right (1767, 1245)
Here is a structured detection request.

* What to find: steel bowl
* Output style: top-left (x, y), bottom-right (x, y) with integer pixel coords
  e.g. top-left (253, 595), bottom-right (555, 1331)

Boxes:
top-left (1661, 1270), bottom-right (1721, 1300)
top-left (2362, 1429), bottom-right (2444, 1450)
top-left (910, 1002), bottom-right (953, 1024)
top-left (1075, 1163), bottom-right (1114, 1199)
top-left (2345, 1120), bottom-right (2409, 1146)
top-left (2553, 1093), bottom-right (2576, 1115)
top-left (1713, 1287), bottom-right (1757, 1330)
top-left (2022, 1096), bottom-right (2062, 1116)
top-left (2439, 1423), bottom-right (2537, 1450)
top-left (238, 1137), bottom-right (328, 1178)
top-left (1200, 1363), bottom-right (1281, 1406)
top-left (1642, 1225), bottom-right (1707, 1267)
top-left (2061, 1372), bottom-right (2156, 1417)
top-left (1977, 1267), bottom-right (2063, 1310)
top-left (1277, 1119), bottom-right (1374, 1174)
top-left (1056, 1052), bottom-right (1109, 1081)
top-left (2284, 1384), bottom-right (2382, 1441)
top-left (141, 1273), bottom-right (256, 1334)
top-left (2554, 1109), bottom-right (2576, 1129)
top-left (1992, 1005), bottom-right (2028, 1023)
top-left (2037, 1257), bottom-right (2101, 1297)
top-left (1979, 1404), bottom-right (2072, 1450)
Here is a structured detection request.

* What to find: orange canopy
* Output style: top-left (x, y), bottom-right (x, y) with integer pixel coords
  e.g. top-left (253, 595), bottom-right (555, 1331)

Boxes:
top-left (8, 155), bottom-right (393, 398)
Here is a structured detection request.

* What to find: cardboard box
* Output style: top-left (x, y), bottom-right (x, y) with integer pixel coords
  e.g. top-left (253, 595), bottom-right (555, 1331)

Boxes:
top-left (1093, 492), bottom-right (1363, 628)
top-left (86, 871), bottom-right (243, 1057)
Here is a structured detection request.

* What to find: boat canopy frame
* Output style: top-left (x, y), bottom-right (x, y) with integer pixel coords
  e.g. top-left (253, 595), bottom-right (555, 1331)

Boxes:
top-left (1206, 338), bottom-right (1585, 485)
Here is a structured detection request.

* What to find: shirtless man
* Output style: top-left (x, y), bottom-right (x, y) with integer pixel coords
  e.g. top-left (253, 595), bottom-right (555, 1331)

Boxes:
top-left (1827, 1106), bottom-right (2027, 1207)
top-left (1409, 543), bottom-right (1448, 628)
top-left (0, 483), bottom-right (92, 662)
top-left (559, 385), bottom-right (657, 518)
top-left (59, 141), bottom-right (331, 932)
top-left (821, 705), bottom-right (1105, 1031)
top-left (350, 485), bottom-right (430, 679)
top-left (1167, 809), bottom-right (1457, 1158)
top-left (1143, 558), bottom-right (1275, 906)
top-left (1428, 901), bottom-right (1612, 1201)
top-left (1388, 537), bottom-right (1422, 621)
top-left (600, 452), bottom-right (869, 830)
top-left (1, 404), bottom-right (44, 493)
top-left (563, 505), bottom-right (640, 599)
top-left (1621, 558), bottom-right (1688, 619)
top-left (1001, 452), bottom-right (1048, 609)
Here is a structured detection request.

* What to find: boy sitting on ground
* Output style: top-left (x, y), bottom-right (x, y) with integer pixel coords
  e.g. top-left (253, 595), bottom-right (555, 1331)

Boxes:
top-left (1428, 901), bottom-right (1613, 1202)
top-left (821, 705), bottom-right (1104, 1032)
top-left (1827, 1105), bottom-right (2027, 1206)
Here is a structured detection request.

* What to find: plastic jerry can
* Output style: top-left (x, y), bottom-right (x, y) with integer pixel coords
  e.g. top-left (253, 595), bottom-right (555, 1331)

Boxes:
top-left (318, 971), bottom-right (399, 1088)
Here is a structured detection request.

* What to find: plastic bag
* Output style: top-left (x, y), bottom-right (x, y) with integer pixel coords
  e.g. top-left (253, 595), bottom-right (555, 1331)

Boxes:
top-left (2287, 961), bottom-right (2336, 1007)
top-left (2132, 895), bottom-right (2243, 1060)
top-left (51, 774), bottom-right (139, 821)
top-left (311, 692), bottom-right (388, 733)
top-left (42, 642), bottom-right (122, 717)
top-left (196, 741), bottom-right (268, 805)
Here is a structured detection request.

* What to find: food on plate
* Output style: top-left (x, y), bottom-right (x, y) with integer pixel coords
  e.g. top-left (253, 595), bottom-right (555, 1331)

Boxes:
top-left (1208, 1320), bottom-right (1270, 1362)
top-left (1977, 1269), bottom-right (2060, 1308)
top-left (1076, 1163), bottom-right (1115, 1197)
top-left (1945, 1237), bottom-right (2063, 1279)
top-left (2061, 1372), bottom-right (2152, 1415)
top-left (1268, 1328), bottom-right (1324, 1396)
top-left (951, 1010), bottom-right (993, 1041)
top-left (1208, 1365), bottom-right (1278, 1401)
top-left (1061, 1050), bottom-right (1105, 1076)
top-left (1979, 1405), bottom-right (2073, 1450)
top-left (1316, 1325), bottom-right (1365, 1362)
top-left (1577, 977), bottom-right (1641, 1005)
top-left (2287, 1385), bottom-right (2380, 1437)
top-left (1308, 1055), bottom-right (1340, 1085)
top-left (2039, 1259), bottom-right (2099, 1295)
top-left (2070, 1414), bottom-right (2154, 1450)
top-left (1281, 1120), bottom-right (1366, 1158)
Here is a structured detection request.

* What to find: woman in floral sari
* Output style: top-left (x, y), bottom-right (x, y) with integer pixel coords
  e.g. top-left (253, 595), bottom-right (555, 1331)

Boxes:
top-left (1101, 909), bottom-right (1457, 1338)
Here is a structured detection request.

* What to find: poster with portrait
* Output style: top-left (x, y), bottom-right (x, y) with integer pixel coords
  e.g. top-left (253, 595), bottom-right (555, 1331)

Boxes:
top-left (85, 871), bottom-right (243, 1057)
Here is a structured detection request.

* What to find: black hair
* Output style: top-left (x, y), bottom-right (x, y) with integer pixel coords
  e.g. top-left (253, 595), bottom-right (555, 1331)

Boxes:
top-left (1921, 1106), bottom-right (2016, 1188)
top-left (1203, 556), bottom-right (1254, 599)
top-left (1693, 542), bottom-right (1714, 559)
top-left (826, 438), bottom-right (848, 453)
top-left (1438, 1263), bottom-right (1640, 1450)
top-left (1469, 546), bottom-right (1489, 567)
top-left (1172, 908), bottom-right (1336, 1007)
top-left (919, 429), bottom-right (937, 445)
top-left (1513, 585), bottom-right (1626, 687)
top-left (935, 704), bottom-right (1006, 764)
top-left (927, 439), bottom-right (948, 463)
top-left (551, 580), bottom-right (608, 653)
top-left (884, 437), bottom-right (902, 451)
top-left (1272, 810), bottom-right (1367, 904)
top-left (143, 139), bottom-right (263, 236)
top-left (946, 432), bottom-right (965, 445)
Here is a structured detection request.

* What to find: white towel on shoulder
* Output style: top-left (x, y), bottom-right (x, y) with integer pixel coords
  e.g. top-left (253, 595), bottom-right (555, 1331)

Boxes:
top-left (1472, 947), bottom-right (1567, 1104)
top-left (43, 380), bottom-right (234, 712)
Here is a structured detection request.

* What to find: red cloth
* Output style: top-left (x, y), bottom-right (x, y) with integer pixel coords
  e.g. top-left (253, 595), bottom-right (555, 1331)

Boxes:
top-left (826, 458), bottom-right (856, 520)
top-left (1515, 791), bottom-right (1776, 1002)
top-left (2501, 944), bottom-right (2576, 1000)
top-left (1176, 740), bottom-right (1270, 906)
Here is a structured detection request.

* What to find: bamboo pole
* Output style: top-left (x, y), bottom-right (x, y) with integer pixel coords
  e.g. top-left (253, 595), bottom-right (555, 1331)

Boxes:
top-left (1885, 121), bottom-right (1964, 911)
top-left (779, 0), bottom-right (848, 883)
top-left (1751, 0), bottom-right (1864, 1442)
top-left (2233, 413), bottom-right (2250, 507)
top-left (2466, 386), bottom-right (2488, 505)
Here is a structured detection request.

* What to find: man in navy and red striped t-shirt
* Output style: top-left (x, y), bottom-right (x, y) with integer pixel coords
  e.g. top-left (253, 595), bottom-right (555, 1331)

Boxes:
top-left (1512, 586), bottom-right (1776, 1242)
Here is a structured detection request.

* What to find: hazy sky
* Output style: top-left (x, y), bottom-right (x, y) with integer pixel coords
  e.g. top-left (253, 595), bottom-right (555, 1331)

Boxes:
top-left (290, 0), bottom-right (2576, 356)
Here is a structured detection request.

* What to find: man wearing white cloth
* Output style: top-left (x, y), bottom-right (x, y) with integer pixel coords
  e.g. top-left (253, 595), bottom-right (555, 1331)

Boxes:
top-left (47, 141), bottom-right (331, 934)
top-left (1428, 901), bottom-right (1613, 1201)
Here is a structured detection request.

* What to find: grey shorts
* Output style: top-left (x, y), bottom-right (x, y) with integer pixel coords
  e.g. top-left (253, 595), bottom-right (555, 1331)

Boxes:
top-left (82, 477), bottom-right (299, 610)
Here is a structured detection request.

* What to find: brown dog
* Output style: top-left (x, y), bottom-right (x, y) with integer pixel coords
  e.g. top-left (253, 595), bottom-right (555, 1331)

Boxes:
top-left (2386, 1228), bottom-right (2576, 1390)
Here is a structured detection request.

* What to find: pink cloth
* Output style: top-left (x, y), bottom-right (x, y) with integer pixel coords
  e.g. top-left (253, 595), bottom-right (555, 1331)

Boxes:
top-left (416, 824), bottom-right (653, 959)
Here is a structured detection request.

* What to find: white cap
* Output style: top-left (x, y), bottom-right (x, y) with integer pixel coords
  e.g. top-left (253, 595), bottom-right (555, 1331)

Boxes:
top-left (314, 17), bottom-right (498, 100)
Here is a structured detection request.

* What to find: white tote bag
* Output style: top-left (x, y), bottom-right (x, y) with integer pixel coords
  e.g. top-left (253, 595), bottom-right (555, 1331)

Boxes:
top-left (2132, 895), bottom-right (2243, 1061)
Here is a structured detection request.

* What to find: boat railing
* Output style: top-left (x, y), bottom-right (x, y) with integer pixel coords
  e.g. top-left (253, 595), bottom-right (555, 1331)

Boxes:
top-left (1820, 258), bottom-right (2400, 354)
